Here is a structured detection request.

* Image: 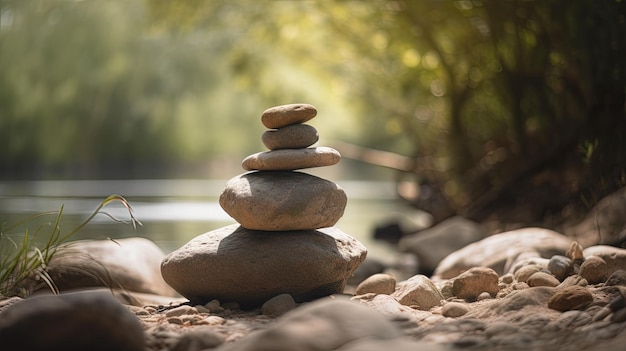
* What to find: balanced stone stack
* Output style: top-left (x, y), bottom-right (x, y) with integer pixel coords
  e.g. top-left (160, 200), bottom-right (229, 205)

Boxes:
top-left (161, 104), bottom-right (367, 308)
top-left (223, 103), bottom-right (345, 231)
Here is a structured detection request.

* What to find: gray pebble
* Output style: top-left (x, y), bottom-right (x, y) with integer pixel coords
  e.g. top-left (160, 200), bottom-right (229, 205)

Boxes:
top-left (547, 255), bottom-right (573, 281)
top-left (261, 294), bottom-right (296, 316)
top-left (262, 124), bottom-right (319, 150)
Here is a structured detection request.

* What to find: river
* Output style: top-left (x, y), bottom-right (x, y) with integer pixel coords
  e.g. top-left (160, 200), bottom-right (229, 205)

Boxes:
top-left (0, 179), bottom-right (430, 263)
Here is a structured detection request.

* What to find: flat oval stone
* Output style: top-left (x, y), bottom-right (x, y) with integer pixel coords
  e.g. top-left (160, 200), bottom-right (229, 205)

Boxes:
top-left (219, 171), bottom-right (347, 231)
top-left (262, 124), bottom-right (319, 150)
top-left (160, 224), bottom-right (367, 307)
top-left (242, 147), bottom-right (340, 171)
top-left (527, 272), bottom-right (560, 287)
top-left (261, 103), bottom-right (317, 129)
top-left (547, 286), bottom-right (593, 311)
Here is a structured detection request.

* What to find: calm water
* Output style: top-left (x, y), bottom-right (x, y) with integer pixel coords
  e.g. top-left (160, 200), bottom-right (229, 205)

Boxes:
top-left (0, 179), bottom-right (430, 262)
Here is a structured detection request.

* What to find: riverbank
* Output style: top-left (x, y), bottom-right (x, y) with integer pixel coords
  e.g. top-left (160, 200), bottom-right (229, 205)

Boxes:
top-left (1, 225), bottom-right (626, 350)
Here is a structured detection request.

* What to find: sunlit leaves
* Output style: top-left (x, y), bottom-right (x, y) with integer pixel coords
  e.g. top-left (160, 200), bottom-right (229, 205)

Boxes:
top-left (401, 48), bottom-right (421, 68)
top-left (1, 0), bottom-right (624, 216)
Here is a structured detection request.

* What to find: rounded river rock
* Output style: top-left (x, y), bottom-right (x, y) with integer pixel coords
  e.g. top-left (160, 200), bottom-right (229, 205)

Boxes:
top-left (262, 124), bottom-right (319, 150)
top-left (242, 147), bottom-right (341, 171)
top-left (160, 224), bottom-right (367, 307)
top-left (261, 103), bottom-right (317, 129)
top-left (0, 291), bottom-right (145, 351)
top-left (219, 171), bottom-right (347, 231)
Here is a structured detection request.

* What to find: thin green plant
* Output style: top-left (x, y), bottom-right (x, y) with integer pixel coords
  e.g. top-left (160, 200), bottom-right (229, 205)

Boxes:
top-left (0, 194), bottom-right (142, 298)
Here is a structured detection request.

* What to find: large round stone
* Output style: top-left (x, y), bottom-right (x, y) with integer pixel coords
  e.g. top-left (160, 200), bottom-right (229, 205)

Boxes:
top-left (0, 291), bottom-right (145, 351)
top-left (219, 171), bottom-right (347, 231)
top-left (262, 124), bottom-right (319, 150)
top-left (160, 224), bottom-right (367, 307)
top-left (43, 237), bottom-right (177, 297)
top-left (432, 227), bottom-right (573, 280)
top-left (261, 103), bottom-right (317, 129)
top-left (242, 147), bottom-right (341, 171)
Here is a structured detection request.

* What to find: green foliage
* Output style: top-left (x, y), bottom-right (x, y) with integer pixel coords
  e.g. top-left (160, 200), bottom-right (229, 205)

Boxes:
top-left (1, 0), bottom-right (624, 224)
top-left (0, 0), bottom-right (270, 178)
top-left (240, 0), bottom-right (626, 222)
top-left (0, 195), bottom-right (141, 297)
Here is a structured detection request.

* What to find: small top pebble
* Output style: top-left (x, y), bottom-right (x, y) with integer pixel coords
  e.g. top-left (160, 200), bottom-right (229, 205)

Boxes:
top-left (261, 103), bottom-right (317, 129)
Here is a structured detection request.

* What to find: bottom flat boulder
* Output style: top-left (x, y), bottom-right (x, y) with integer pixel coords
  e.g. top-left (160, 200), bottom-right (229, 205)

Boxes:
top-left (161, 224), bottom-right (367, 307)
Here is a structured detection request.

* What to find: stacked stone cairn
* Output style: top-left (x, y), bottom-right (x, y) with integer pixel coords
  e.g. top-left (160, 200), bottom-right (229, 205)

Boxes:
top-left (161, 104), bottom-right (367, 308)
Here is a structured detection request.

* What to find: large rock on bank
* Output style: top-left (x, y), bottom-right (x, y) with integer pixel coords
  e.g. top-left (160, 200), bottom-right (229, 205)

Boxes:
top-left (398, 216), bottom-right (484, 275)
top-left (567, 186), bottom-right (626, 246)
top-left (161, 224), bottom-right (367, 307)
top-left (43, 237), bottom-right (177, 297)
top-left (219, 171), bottom-right (347, 231)
top-left (432, 227), bottom-right (572, 280)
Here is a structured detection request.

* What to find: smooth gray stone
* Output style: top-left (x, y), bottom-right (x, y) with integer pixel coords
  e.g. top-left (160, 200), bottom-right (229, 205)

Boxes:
top-left (0, 291), bottom-right (144, 351)
top-left (43, 237), bottom-right (177, 297)
top-left (161, 224), bottom-right (367, 307)
top-left (261, 103), bottom-right (317, 129)
top-left (220, 171), bottom-right (346, 231)
top-left (262, 124), bottom-right (319, 150)
top-left (242, 147), bottom-right (340, 171)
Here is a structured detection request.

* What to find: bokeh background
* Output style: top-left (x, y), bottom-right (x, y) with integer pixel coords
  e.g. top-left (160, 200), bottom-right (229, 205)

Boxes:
top-left (1, 0), bottom-right (625, 257)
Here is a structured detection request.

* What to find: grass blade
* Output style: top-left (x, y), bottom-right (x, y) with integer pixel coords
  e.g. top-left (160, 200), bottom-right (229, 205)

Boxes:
top-left (0, 194), bottom-right (140, 297)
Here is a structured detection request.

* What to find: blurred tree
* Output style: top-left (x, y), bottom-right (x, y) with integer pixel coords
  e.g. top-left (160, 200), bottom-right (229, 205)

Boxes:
top-left (1, 0), bottom-right (624, 229)
top-left (235, 0), bottom-right (626, 226)
top-left (0, 0), bottom-right (272, 179)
